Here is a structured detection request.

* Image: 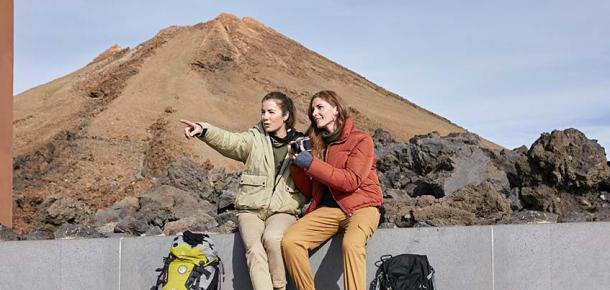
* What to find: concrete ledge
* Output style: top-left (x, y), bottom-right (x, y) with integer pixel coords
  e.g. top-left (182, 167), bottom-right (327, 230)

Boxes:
top-left (1, 222), bottom-right (609, 290)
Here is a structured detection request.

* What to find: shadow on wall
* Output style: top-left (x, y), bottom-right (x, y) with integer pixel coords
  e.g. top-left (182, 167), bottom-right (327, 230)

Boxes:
top-left (229, 232), bottom-right (345, 290)
top-left (231, 236), bottom-right (252, 289)
top-left (314, 235), bottom-right (343, 290)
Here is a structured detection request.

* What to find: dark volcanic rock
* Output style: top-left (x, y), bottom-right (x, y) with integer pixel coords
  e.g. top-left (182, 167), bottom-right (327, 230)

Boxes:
top-left (559, 211), bottom-right (591, 223)
top-left (528, 128), bottom-right (610, 191)
top-left (140, 185), bottom-right (215, 219)
top-left (54, 224), bottom-right (106, 239)
top-left (95, 196), bottom-right (139, 224)
top-left (372, 128), bottom-right (396, 148)
top-left (162, 214), bottom-right (218, 235)
top-left (408, 132), bottom-right (510, 197)
top-left (487, 148), bottom-right (529, 188)
top-left (505, 210), bottom-right (559, 224)
top-left (114, 216), bottom-right (151, 235)
top-left (155, 156), bottom-right (215, 201)
top-left (520, 185), bottom-right (558, 212)
top-left (209, 168), bottom-right (240, 211)
top-left (387, 182), bottom-right (511, 227)
top-left (37, 195), bottom-right (95, 227)
top-left (143, 226), bottom-right (163, 236)
top-left (24, 229), bottom-right (55, 240)
top-left (0, 225), bottom-right (18, 241)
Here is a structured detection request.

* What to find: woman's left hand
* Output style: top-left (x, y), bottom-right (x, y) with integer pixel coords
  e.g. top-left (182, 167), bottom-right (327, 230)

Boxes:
top-left (292, 151), bottom-right (313, 169)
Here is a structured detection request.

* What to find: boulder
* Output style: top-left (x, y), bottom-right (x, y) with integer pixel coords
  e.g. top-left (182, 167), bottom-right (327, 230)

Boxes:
top-left (0, 225), bottom-right (18, 241)
top-left (528, 128), bottom-right (610, 191)
top-left (54, 224), bottom-right (106, 239)
top-left (37, 195), bottom-right (95, 226)
top-left (387, 182), bottom-right (511, 227)
top-left (155, 156), bottom-right (215, 201)
top-left (162, 214), bottom-right (218, 235)
top-left (95, 196), bottom-right (139, 224)
top-left (505, 210), bottom-right (559, 224)
top-left (23, 229), bottom-right (54, 240)
top-left (114, 216), bottom-right (151, 235)
top-left (408, 132), bottom-right (510, 197)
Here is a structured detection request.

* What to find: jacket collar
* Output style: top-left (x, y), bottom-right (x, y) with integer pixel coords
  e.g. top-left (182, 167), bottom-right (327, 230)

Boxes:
top-left (255, 122), bottom-right (267, 136)
top-left (338, 117), bottom-right (354, 141)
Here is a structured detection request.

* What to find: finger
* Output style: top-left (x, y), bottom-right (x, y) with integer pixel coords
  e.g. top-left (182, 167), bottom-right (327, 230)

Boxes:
top-left (180, 119), bottom-right (196, 127)
top-left (184, 127), bottom-right (191, 139)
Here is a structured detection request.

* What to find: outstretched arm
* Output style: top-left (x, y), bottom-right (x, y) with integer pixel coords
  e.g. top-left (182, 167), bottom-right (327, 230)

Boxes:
top-left (181, 119), bottom-right (253, 163)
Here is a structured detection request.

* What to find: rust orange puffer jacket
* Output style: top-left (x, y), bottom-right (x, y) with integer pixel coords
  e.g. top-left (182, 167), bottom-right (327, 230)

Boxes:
top-left (290, 117), bottom-right (383, 215)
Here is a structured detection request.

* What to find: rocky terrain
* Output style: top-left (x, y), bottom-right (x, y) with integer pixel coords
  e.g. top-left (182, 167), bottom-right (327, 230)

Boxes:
top-left (3, 127), bottom-right (608, 241)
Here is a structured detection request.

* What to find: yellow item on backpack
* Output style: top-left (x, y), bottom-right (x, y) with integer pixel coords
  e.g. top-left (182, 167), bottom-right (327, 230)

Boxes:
top-left (152, 231), bottom-right (222, 290)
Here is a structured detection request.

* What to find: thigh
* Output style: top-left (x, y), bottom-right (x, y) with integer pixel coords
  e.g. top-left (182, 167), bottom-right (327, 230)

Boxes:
top-left (341, 207), bottom-right (380, 244)
top-left (238, 212), bottom-right (265, 249)
top-left (284, 207), bottom-right (344, 249)
top-left (264, 213), bottom-right (297, 239)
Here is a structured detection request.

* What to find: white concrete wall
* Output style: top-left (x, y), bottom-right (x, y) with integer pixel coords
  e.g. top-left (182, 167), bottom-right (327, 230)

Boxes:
top-left (1, 222), bottom-right (609, 290)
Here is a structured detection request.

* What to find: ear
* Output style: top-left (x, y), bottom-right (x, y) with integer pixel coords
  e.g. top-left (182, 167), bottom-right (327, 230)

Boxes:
top-left (332, 106), bottom-right (339, 117)
top-left (283, 112), bottom-right (290, 122)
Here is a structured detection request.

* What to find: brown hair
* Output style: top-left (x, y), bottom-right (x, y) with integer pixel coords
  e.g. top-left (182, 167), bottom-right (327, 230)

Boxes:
top-left (261, 91), bottom-right (296, 129)
top-left (307, 90), bottom-right (350, 158)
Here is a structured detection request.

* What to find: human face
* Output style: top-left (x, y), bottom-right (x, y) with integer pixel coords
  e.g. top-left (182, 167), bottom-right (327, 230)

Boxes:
top-left (311, 97), bottom-right (339, 133)
top-left (261, 99), bottom-right (289, 137)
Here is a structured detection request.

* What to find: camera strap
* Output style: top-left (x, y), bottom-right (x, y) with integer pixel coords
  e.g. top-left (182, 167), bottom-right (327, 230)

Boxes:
top-left (271, 153), bottom-right (291, 194)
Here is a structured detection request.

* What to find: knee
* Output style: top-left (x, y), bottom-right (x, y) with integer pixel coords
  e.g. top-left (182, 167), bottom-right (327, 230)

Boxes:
top-left (342, 237), bottom-right (365, 254)
top-left (262, 232), bottom-right (282, 250)
top-left (244, 240), bottom-right (265, 255)
top-left (281, 231), bottom-right (299, 251)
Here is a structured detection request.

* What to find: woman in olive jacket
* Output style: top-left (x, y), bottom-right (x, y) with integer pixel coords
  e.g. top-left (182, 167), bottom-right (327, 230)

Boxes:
top-left (181, 92), bottom-right (305, 290)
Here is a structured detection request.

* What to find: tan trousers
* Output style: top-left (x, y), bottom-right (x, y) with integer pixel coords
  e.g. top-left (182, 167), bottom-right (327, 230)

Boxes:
top-left (281, 206), bottom-right (380, 290)
top-left (238, 211), bottom-right (297, 290)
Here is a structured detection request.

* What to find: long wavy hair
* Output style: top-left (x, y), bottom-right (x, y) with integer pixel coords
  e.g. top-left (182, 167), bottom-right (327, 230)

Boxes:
top-left (307, 90), bottom-right (350, 159)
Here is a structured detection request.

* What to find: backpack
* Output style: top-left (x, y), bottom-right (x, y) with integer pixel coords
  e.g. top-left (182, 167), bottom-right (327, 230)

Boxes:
top-left (152, 230), bottom-right (224, 290)
top-left (369, 254), bottom-right (435, 290)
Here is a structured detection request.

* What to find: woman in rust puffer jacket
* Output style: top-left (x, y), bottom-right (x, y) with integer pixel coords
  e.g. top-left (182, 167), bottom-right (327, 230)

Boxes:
top-left (281, 90), bottom-right (383, 290)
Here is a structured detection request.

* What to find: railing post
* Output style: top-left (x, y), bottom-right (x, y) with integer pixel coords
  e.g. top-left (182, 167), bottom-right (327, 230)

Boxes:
top-left (0, 0), bottom-right (14, 228)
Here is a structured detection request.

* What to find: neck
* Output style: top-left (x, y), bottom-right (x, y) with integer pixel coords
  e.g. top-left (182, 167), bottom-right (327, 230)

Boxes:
top-left (271, 127), bottom-right (288, 138)
top-left (324, 121), bottom-right (338, 134)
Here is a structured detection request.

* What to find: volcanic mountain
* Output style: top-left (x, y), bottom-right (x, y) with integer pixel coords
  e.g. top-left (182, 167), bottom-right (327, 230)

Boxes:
top-left (12, 13), bottom-right (489, 233)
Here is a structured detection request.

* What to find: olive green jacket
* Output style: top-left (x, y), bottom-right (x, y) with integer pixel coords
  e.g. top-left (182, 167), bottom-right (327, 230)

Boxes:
top-left (197, 122), bottom-right (305, 215)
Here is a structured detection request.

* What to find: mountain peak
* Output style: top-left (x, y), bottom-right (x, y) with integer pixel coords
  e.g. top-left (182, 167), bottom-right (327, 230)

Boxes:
top-left (214, 12), bottom-right (241, 24)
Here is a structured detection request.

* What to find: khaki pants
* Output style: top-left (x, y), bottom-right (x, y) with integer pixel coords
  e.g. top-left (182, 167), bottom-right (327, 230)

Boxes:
top-left (281, 206), bottom-right (380, 290)
top-left (238, 211), bottom-right (297, 290)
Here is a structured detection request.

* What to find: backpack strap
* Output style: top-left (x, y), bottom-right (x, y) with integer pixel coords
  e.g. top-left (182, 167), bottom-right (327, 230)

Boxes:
top-left (186, 261), bottom-right (207, 290)
top-left (151, 253), bottom-right (175, 290)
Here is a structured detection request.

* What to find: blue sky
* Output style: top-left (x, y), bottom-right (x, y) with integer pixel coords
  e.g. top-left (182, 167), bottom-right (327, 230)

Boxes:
top-left (14, 1), bottom-right (610, 152)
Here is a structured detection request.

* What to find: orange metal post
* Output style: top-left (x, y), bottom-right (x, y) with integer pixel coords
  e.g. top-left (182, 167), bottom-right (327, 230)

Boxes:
top-left (0, 0), bottom-right (14, 227)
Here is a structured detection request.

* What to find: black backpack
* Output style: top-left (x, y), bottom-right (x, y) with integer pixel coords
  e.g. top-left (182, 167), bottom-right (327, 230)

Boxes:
top-left (369, 254), bottom-right (436, 290)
